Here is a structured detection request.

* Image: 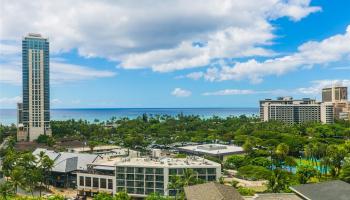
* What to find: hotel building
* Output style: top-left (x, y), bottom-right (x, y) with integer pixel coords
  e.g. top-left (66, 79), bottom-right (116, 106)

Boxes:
top-left (260, 97), bottom-right (334, 124)
top-left (76, 156), bottom-right (221, 198)
top-left (322, 86), bottom-right (350, 120)
top-left (17, 33), bottom-right (51, 141)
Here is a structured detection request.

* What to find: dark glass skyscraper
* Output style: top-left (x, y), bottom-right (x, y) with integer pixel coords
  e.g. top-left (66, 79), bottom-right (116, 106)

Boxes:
top-left (17, 33), bottom-right (51, 141)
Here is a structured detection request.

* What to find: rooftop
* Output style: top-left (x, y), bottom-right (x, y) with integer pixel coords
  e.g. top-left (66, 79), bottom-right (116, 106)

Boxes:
top-left (184, 182), bottom-right (244, 200)
top-left (24, 33), bottom-right (47, 40)
top-left (290, 180), bottom-right (350, 200)
top-left (177, 144), bottom-right (244, 155)
top-left (90, 156), bottom-right (220, 168)
top-left (33, 148), bottom-right (101, 173)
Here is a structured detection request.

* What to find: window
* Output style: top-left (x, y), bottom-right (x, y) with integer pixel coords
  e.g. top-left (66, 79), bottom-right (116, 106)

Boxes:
top-left (117, 174), bottom-right (125, 179)
top-left (195, 168), bottom-right (206, 174)
top-left (135, 174), bottom-right (144, 180)
top-left (117, 167), bottom-right (125, 173)
top-left (85, 177), bottom-right (91, 187)
top-left (127, 181), bottom-right (134, 187)
top-left (108, 179), bottom-right (113, 189)
top-left (207, 168), bottom-right (215, 174)
top-left (146, 181), bottom-right (154, 188)
top-left (136, 188), bottom-right (144, 194)
top-left (146, 168), bottom-right (154, 174)
top-left (117, 179), bottom-right (125, 186)
top-left (93, 178), bottom-right (99, 188)
top-left (127, 187), bottom-right (134, 194)
top-left (169, 169), bottom-right (177, 175)
top-left (146, 175), bottom-right (154, 181)
top-left (208, 175), bottom-right (216, 181)
top-left (135, 181), bottom-right (144, 187)
top-left (126, 174), bottom-right (134, 180)
top-left (136, 167), bottom-right (144, 173)
top-left (79, 176), bottom-right (84, 186)
top-left (155, 176), bottom-right (163, 182)
top-left (100, 178), bottom-right (106, 189)
top-left (155, 182), bottom-right (164, 188)
top-left (127, 167), bottom-right (134, 173)
top-left (155, 168), bottom-right (163, 174)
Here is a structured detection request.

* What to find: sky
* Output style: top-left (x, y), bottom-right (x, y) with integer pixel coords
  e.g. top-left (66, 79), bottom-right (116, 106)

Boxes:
top-left (0, 0), bottom-right (350, 108)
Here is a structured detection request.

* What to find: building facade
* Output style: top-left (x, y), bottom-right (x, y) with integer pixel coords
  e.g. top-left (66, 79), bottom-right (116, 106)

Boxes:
top-left (322, 86), bottom-right (348, 103)
top-left (322, 86), bottom-right (349, 120)
top-left (260, 97), bottom-right (334, 124)
top-left (18, 33), bottom-right (51, 141)
top-left (76, 156), bottom-right (221, 198)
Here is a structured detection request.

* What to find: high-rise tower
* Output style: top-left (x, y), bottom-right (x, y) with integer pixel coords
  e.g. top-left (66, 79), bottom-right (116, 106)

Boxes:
top-left (17, 33), bottom-right (51, 141)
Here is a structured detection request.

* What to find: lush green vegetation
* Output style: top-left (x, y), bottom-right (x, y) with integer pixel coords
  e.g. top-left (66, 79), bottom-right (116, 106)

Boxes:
top-left (0, 195), bottom-right (65, 200)
top-left (1, 114), bottom-right (350, 197)
top-left (0, 142), bottom-right (54, 199)
top-left (0, 124), bottom-right (16, 143)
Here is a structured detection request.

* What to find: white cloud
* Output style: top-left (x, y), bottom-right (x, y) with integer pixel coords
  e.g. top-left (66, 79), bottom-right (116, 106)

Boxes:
top-left (190, 25), bottom-right (350, 83)
top-left (0, 60), bottom-right (116, 85)
top-left (203, 89), bottom-right (256, 96)
top-left (51, 98), bottom-right (62, 104)
top-left (202, 79), bottom-right (350, 96)
top-left (0, 96), bottom-right (21, 105)
top-left (332, 66), bottom-right (350, 70)
top-left (296, 79), bottom-right (350, 94)
top-left (186, 72), bottom-right (205, 80)
top-left (171, 88), bottom-right (192, 97)
top-left (0, 63), bottom-right (22, 85)
top-left (51, 62), bottom-right (116, 83)
top-left (0, 0), bottom-right (320, 73)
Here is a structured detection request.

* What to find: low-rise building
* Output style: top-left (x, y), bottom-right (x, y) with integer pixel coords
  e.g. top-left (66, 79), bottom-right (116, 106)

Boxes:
top-left (33, 148), bottom-right (102, 188)
top-left (177, 144), bottom-right (244, 161)
top-left (76, 156), bottom-right (221, 198)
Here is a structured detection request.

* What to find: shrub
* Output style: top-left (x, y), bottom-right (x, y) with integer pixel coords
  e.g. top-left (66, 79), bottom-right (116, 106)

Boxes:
top-left (237, 165), bottom-right (272, 180)
top-left (237, 187), bottom-right (255, 196)
top-left (224, 155), bottom-right (248, 169)
top-left (250, 157), bottom-right (272, 168)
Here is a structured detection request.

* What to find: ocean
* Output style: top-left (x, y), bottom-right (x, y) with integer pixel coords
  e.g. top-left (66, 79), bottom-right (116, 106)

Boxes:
top-left (0, 108), bottom-right (259, 125)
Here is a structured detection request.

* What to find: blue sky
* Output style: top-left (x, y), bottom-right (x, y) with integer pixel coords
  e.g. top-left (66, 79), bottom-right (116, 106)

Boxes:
top-left (0, 0), bottom-right (350, 108)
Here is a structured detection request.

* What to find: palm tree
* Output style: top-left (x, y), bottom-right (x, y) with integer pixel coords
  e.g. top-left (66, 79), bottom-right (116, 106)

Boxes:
top-left (9, 166), bottom-right (24, 194)
top-left (267, 169), bottom-right (290, 193)
top-left (182, 169), bottom-right (199, 187)
top-left (37, 152), bottom-right (54, 196)
top-left (168, 176), bottom-right (182, 200)
top-left (275, 143), bottom-right (289, 167)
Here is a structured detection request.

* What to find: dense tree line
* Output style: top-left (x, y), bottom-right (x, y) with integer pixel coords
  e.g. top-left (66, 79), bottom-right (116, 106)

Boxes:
top-left (1, 114), bottom-right (350, 197)
top-left (50, 115), bottom-right (350, 153)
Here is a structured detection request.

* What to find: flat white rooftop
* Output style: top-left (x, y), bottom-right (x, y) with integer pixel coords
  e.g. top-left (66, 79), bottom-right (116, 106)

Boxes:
top-left (177, 144), bottom-right (244, 156)
top-left (90, 156), bottom-right (220, 168)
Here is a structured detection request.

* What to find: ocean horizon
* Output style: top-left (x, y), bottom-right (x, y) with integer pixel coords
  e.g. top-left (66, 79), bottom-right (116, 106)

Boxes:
top-left (0, 107), bottom-right (259, 125)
